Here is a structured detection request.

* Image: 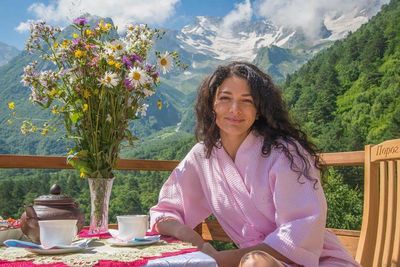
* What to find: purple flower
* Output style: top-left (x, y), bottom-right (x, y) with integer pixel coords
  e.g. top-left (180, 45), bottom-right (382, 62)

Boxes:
top-left (145, 64), bottom-right (159, 80)
top-left (122, 56), bottom-right (132, 68)
top-left (73, 17), bottom-right (88, 26)
top-left (145, 63), bottom-right (153, 72)
top-left (72, 38), bottom-right (81, 45)
top-left (130, 54), bottom-right (142, 63)
top-left (123, 79), bottom-right (133, 91)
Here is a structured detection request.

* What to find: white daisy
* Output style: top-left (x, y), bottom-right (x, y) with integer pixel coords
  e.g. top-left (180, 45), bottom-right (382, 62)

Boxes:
top-left (158, 52), bottom-right (173, 74)
top-left (111, 40), bottom-right (125, 57)
top-left (98, 71), bottom-right (119, 88)
top-left (104, 40), bottom-right (125, 58)
top-left (128, 66), bottom-right (148, 87)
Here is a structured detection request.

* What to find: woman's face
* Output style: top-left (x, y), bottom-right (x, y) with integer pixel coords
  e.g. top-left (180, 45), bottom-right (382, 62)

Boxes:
top-left (213, 75), bottom-right (257, 142)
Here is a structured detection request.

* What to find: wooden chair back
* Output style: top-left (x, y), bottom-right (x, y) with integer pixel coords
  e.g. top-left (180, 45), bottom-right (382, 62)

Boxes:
top-left (356, 138), bottom-right (400, 267)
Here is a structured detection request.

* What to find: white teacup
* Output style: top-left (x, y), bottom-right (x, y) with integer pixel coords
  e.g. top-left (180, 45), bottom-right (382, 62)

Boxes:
top-left (117, 215), bottom-right (149, 240)
top-left (38, 219), bottom-right (78, 248)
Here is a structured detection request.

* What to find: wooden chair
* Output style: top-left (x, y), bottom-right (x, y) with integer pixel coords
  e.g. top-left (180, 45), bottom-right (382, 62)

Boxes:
top-left (356, 138), bottom-right (400, 267)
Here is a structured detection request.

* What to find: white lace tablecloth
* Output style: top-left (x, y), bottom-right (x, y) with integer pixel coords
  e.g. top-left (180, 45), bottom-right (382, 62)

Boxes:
top-left (0, 239), bottom-right (217, 266)
top-left (146, 251), bottom-right (217, 266)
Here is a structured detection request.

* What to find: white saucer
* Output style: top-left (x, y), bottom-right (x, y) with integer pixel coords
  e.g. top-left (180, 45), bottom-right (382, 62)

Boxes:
top-left (107, 238), bottom-right (161, 247)
top-left (108, 229), bottom-right (161, 247)
top-left (26, 246), bottom-right (87, 255)
top-left (25, 239), bottom-right (92, 255)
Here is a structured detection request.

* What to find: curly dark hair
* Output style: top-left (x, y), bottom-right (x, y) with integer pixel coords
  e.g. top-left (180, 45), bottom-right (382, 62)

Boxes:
top-left (195, 61), bottom-right (322, 186)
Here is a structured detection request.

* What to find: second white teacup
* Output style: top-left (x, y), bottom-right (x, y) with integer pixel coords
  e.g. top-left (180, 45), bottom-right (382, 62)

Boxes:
top-left (38, 219), bottom-right (78, 248)
top-left (117, 215), bottom-right (149, 241)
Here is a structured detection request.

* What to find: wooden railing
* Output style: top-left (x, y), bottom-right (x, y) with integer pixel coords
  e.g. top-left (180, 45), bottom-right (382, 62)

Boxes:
top-left (0, 151), bottom-right (364, 170)
top-left (0, 150), bottom-right (365, 257)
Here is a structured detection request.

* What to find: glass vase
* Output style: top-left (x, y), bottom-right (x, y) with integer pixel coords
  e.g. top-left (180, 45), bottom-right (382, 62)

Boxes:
top-left (88, 177), bottom-right (114, 234)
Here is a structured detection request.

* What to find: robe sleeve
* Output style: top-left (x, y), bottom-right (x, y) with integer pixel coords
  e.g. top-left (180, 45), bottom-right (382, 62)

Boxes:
top-left (149, 147), bottom-right (212, 232)
top-left (263, 150), bottom-right (327, 267)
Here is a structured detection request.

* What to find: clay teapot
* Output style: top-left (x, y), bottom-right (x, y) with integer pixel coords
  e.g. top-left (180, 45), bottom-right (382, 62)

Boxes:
top-left (20, 184), bottom-right (85, 243)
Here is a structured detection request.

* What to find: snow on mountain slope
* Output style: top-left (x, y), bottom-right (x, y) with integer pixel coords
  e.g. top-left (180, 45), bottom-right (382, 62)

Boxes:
top-left (324, 8), bottom-right (369, 40)
top-left (177, 16), bottom-right (295, 61)
top-left (174, 7), bottom-right (374, 62)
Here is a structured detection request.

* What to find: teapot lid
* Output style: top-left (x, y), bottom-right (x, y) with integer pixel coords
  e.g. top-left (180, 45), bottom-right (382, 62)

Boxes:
top-left (34, 184), bottom-right (75, 206)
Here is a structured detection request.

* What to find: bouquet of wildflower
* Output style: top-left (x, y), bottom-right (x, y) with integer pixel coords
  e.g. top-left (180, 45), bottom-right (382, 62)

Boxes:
top-left (22, 17), bottom-right (181, 179)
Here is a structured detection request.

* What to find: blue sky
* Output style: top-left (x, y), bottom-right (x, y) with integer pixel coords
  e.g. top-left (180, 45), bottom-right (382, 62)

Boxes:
top-left (0, 0), bottom-right (389, 50)
top-left (0, 0), bottom-right (239, 50)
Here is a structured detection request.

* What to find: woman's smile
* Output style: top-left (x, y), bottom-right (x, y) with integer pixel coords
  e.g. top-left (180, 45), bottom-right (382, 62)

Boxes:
top-left (224, 116), bottom-right (245, 124)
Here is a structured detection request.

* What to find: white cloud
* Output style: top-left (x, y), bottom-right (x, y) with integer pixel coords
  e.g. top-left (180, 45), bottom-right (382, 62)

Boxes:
top-left (254, 0), bottom-right (390, 39)
top-left (220, 0), bottom-right (252, 36)
top-left (17, 0), bottom-right (180, 33)
top-left (15, 20), bottom-right (35, 33)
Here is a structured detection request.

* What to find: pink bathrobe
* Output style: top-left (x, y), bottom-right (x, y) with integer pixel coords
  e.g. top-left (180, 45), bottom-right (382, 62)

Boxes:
top-left (150, 132), bottom-right (360, 267)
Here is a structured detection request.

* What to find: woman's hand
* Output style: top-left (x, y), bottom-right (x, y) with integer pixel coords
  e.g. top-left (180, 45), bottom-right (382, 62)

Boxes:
top-left (156, 219), bottom-right (205, 248)
top-left (200, 242), bottom-right (218, 257)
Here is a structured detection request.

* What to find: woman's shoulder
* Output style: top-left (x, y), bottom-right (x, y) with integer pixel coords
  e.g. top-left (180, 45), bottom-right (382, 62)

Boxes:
top-left (184, 142), bottom-right (207, 160)
top-left (191, 142), bottom-right (206, 153)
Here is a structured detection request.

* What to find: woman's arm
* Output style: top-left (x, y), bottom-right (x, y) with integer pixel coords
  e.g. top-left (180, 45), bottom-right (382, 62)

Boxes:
top-left (202, 242), bottom-right (292, 267)
top-left (156, 218), bottom-right (290, 266)
top-left (155, 218), bottom-right (206, 248)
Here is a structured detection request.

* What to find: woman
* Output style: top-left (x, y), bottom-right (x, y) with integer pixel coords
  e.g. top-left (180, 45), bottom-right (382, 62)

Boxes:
top-left (150, 62), bottom-right (359, 267)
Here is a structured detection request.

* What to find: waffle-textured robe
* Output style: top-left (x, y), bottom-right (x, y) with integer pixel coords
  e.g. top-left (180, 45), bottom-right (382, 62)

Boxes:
top-left (150, 132), bottom-right (359, 267)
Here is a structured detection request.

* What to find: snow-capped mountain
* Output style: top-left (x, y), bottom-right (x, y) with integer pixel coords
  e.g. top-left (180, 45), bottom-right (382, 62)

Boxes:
top-left (173, 7), bottom-right (374, 62)
top-left (177, 16), bottom-right (296, 61)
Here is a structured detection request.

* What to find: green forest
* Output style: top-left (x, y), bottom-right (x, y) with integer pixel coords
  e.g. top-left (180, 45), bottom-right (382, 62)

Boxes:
top-left (0, 0), bottom-right (399, 239)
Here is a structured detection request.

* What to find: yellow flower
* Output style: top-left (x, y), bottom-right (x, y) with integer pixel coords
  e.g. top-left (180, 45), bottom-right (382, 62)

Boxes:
top-left (114, 62), bottom-right (122, 69)
top-left (53, 42), bottom-right (59, 48)
top-left (49, 89), bottom-right (58, 97)
top-left (72, 33), bottom-right (79, 39)
top-left (80, 172), bottom-right (85, 178)
top-left (74, 50), bottom-right (86, 58)
top-left (83, 89), bottom-right (91, 99)
top-left (98, 20), bottom-right (109, 31)
top-left (83, 103), bottom-right (89, 112)
top-left (85, 29), bottom-right (92, 36)
top-left (62, 40), bottom-right (69, 48)
top-left (107, 60), bottom-right (115, 66)
top-left (8, 102), bottom-right (15, 110)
